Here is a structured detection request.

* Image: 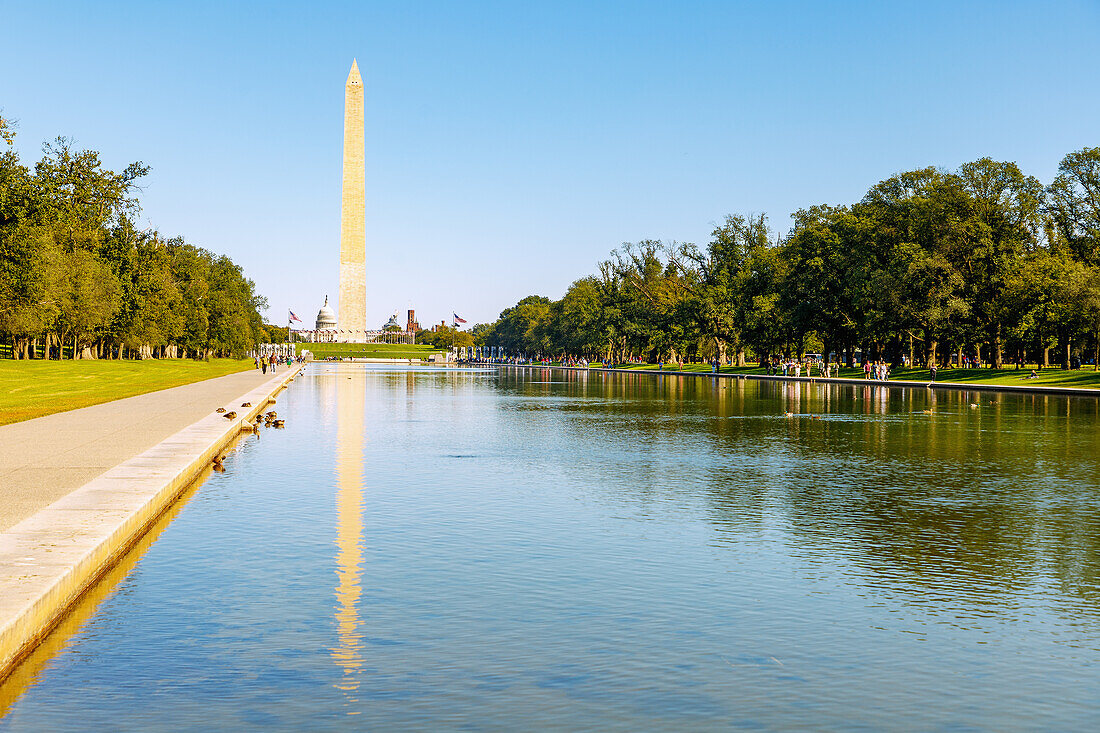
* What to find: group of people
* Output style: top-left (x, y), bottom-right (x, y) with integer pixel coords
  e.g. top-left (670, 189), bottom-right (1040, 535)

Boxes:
top-left (761, 356), bottom-right (893, 381)
top-left (862, 360), bottom-right (891, 381)
top-left (776, 360), bottom-right (806, 378)
top-left (763, 358), bottom-right (828, 378)
top-left (254, 353), bottom-right (298, 374)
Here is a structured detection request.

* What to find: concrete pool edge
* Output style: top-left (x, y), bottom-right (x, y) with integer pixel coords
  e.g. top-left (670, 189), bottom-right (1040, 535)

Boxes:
top-left (0, 362), bottom-right (303, 682)
top-left (498, 364), bottom-right (1100, 398)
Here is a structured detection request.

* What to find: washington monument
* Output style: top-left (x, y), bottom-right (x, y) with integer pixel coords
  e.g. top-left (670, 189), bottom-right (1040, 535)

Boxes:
top-left (338, 59), bottom-right (366, 333)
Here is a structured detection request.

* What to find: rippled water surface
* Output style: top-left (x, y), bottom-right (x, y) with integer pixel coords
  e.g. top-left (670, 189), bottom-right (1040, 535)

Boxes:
top-left (3, 365), bottom-right (1100, 730)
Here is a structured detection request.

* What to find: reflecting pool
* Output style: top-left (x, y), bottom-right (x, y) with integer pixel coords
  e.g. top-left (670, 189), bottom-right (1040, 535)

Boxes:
top-left (2, 365), bottom-right (1100, 730)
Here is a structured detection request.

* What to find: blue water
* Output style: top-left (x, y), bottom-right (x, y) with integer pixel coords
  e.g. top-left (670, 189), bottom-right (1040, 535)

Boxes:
top-left (2, 365), bottom-right (1099, 730)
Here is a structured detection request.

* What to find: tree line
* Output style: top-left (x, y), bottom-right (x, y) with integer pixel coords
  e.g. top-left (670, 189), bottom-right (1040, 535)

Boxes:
top-left (479, 149), bottom-right (1100, 370)
top-left (0, 115), bottom-right (271, 359)
top-left (416, 324), bottom-right (474, 349)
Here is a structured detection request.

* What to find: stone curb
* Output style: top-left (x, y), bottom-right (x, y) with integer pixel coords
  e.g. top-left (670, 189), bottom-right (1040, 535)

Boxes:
top-left (497, 364), bottom-right (1100, 398)
top-left (0, 363), bottom-right (303, 682)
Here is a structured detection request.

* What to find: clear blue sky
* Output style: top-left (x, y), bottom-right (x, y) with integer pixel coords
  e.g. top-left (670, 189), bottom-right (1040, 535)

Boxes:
top-left (2, 1), bottom-right (1098, 328)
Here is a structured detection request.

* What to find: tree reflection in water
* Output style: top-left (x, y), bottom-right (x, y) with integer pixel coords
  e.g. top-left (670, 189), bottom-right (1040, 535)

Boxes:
top-left (497, 369), bottom-right (1100, 619)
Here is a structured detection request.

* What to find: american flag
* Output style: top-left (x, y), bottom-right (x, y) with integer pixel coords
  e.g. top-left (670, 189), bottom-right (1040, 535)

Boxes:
top-left (289, 310), bottom-right (302, 323)
top-left (453, 313), bottom-right (467, 324)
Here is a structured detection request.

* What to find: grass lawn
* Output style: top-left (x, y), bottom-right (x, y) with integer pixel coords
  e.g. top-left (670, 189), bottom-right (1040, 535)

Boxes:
top-left (568, 361), bottom-right (1100, 390)
top-left (0, 358), bottom-right (253, 426)
top-left (303, 343), bottom-right (444, 360)
top-left (859, 366), bottom-right (1100, 389)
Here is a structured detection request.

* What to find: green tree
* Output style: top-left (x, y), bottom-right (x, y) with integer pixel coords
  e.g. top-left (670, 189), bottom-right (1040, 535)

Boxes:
top-left (553, 277), bottom-right (605, 358)
top-left (1048, 147), bottom-right (1100, 265)
top-left (488, 295), bottom-right (553, 355)
top-left (783, 206), bottom-right (866, 365)
top-left (56, 248), bottom-right (120, 358)
top-left (956, 158), bottom-right (1044, 366)
top-left (470, 322), bottom-right (494, 345)
top-left (675, 214), bottom-right (770, 365)
top-left (0, 225), bottom-right (63, 358)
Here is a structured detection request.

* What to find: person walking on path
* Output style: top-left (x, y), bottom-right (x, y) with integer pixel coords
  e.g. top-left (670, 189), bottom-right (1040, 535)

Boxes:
top-left (930, 362), bottom-right (938, 382)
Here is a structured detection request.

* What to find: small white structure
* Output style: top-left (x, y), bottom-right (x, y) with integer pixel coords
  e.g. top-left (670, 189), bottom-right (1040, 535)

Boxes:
top-left (315, 296), bottom-right (337, 331)
top-left (297, 297), bottom-right (414, 343)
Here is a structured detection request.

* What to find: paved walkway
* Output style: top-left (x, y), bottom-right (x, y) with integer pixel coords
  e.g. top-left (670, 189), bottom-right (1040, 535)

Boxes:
top-left (0, 366), bottom-right (286, 532)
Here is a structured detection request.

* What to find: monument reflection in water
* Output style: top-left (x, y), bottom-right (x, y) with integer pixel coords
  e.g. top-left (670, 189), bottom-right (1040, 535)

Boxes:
top-left (332, 369), bottom-right (365, 695)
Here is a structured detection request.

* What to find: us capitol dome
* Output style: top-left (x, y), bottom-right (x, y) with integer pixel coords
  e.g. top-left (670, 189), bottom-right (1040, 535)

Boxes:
top-left (315, 296), bottom-right (337, 330)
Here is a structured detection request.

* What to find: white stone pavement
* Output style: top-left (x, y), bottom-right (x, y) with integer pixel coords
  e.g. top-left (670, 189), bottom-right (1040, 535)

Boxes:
top-left (0, 367), bottom-right (283, 532)
top-left (0, 362), bottom-right (302, 679)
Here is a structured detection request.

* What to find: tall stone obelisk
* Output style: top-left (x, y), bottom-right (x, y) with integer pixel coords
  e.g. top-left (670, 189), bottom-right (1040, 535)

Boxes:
top-left (338, 59), bottom-right (366, 335)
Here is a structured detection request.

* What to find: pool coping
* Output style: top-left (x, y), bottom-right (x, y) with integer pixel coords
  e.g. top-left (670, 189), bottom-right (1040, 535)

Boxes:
top-left (0, 363), bottom-right (303, 682)
top-left (496, 364), bottom-right (1100, 398)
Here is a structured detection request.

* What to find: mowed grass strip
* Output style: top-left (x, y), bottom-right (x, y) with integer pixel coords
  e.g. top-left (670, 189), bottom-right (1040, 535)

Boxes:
top-left (0, 359), bottom-right (254, 426)
top-left (587, 362), bottom-right (1100, 389)
top-left (869, 366), bottom-right (1100, 389)
top-left (304, 343), bottom-right (443, 360)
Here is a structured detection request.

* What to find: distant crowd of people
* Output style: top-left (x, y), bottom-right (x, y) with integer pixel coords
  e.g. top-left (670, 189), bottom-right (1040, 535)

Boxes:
top-left (253, 352), bottom-right (305, 375)
top-left (470, 350), bottom-right (1093, 384)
